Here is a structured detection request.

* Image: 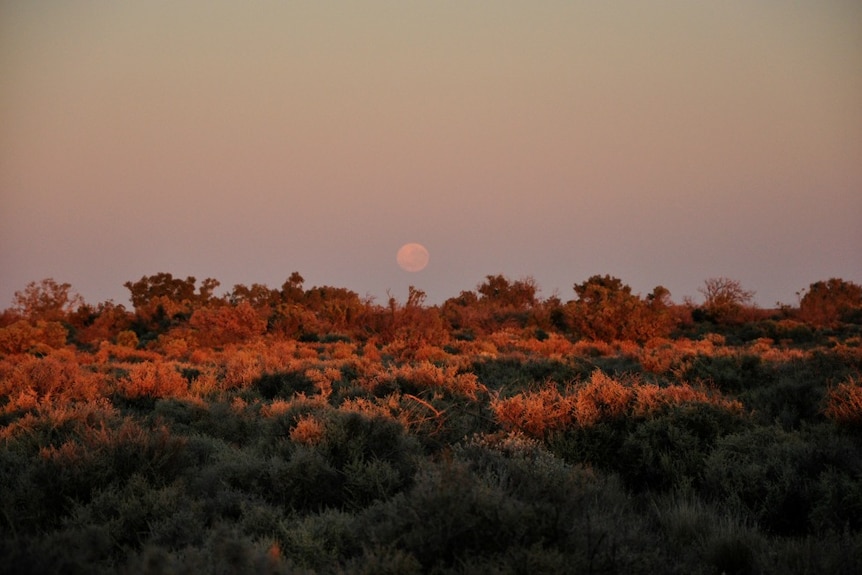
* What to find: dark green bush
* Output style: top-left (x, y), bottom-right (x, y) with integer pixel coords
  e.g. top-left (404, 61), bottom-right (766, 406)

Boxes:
top-left (0, 523), bottom-right (114, 575)
top-left (318, 411), bottom-right (419, 508)
top-left (123, 524), bottom-right (301, 575)
top-left (702, 426), bottom-right (815, 535)
top-left (547, 418), bottom-right (632, 470)
top-left (63, 474), bottom-right (201, 552)
top-left (320, 333), bottom-right (352, 343)
top-left (277, 509), bottom-right (361, 570)
top-left (356, 459), bottom-right (542, 569)
top-left (650, 490), bottom-right (764, 574)
top-left (767, 531), bottom-right (862, 575)
top-left (471, 356), bottom-right (588, 392)
top-left (254, 370), bottom-right (316, 400)
top-left (189, 400), bottom-right (262, 446)
top-left (354, 440), bottom-right (664, 573)
top-left (151, 397), bottom-right (209, 432)
top-left (268, 447), bottom-right (342, 511)
top-left (740, 370), bottom-right (826, 428)
top-left (619, 403), bottom-right (747, 492)
top-left (684, 353), bottom-right (768, 393)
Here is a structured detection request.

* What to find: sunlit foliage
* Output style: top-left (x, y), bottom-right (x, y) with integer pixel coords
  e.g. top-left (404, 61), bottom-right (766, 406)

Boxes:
top-left (1, 273), bottom-right (861, 573)
top-left (799, 278), bottom-right (862, 328)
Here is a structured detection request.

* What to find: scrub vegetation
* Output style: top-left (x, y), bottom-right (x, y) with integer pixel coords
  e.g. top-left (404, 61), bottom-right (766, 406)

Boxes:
top-left (1, 273), bottom-right (861, 574)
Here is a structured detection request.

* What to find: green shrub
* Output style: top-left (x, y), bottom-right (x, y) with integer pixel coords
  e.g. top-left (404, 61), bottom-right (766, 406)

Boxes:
top-left (702, 426), bottom-right (815, 535)
top-left (767, 531), bottom-right (862, 575)
top-left (277, 509), bottom-right (360, 570)
top-left (0, 523), bottom-right (114, 575)
top-left (355, 447), bottom-right (662, 573)
top-left (254, 370), bottom-right (315, 400)
top-left (122, 524), bottom-right (300, 575)
top-left (547, 419), bottom-right (632, 470)
top-left (63, 474), bottom-right (201, 552)
top-left (740, 370), bottom-right (825, 428)
top-left (684, 353), bottom-right (768, 393)
top-left (617, 404), bottom-right (747, 492)
top-left (151, 397), bottom-right (209, 432)
top-left (703, 423), bottom-right (862, 538)
top-left (343, 545), bottom-right (422, 575)
top-left (189, 400), bottom-right (262, 446)
top-left (471, 356), bottom-right (588, 393)
top-left (651, 491), bottom-right (764, 575)
top-left (319, 411), bottom-right (417, 475)
top-left (355, 459), bottom-right (537, 569)
top-left (268, 447), bottom-right (342, 512)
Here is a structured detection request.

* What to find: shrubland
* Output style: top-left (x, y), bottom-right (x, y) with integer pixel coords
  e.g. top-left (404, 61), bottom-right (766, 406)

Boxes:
top-left (1, 274), bottom-right (861, 574)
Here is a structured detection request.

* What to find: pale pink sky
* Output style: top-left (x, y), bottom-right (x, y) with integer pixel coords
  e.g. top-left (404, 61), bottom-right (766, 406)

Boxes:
top-left (2, 2), bottom-right (860, 308)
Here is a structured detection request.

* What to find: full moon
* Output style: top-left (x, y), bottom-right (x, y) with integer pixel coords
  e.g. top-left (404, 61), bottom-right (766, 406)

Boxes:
top-left (396, 243), bottom-right (430, 272)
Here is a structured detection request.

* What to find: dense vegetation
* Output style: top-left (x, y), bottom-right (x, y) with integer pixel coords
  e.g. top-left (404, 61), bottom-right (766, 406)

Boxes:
top-left (1, 273), bottom-right (861, 574)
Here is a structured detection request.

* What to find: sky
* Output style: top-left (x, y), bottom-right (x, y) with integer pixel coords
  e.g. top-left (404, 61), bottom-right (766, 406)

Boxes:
top-left (2, 1), bottom-right (861, 310)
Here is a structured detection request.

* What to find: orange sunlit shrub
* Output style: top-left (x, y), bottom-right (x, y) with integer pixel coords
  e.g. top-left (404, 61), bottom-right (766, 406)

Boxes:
top-left (3, 386), bottom-right (41, 413)
top-left (132, 294), bottom-right (190, 326)
top-left (522, 333), bottom-right (577, 358)
top-left (231, 396), bottom-right (250, 413)
top-left (339, 396), bottom-right (409, 430)
top-left (743, 338), bottom-right (808, 363)
top-left (73, 302), bottom-right (133, 347)
top-left (290, 415), bottom-right (325, 445)
top-left (637, 337), bottom-right (730, 375)
top-left (0, 320), bottom-right (68, 355)
top-left (304, 367), bottom-right (342, 400)
top-left (361, 339), bottom-right (382, 362)
top-left (491, 384), bottom-right (576, 438)
top-left (0, 350), bottom-right (102, 401)
top-left (221, 349), bottom-right (260, 389)
top-left (117, 361), bottom-right (188, 399)
top-left (189, 302), bottom-right (267, 346)
top-left (188, 346), bottom-right (216, 365)
top-left (327, 342), bottom-right (356, 360)
top-left (614, 340), bottom-right (642, 358)
top-left (570, 340), bottom-right (615, 358)
top-left (491, 371), bottom-right (744, 439)
top-left (638, 338), bottom-right (678, 374)
top-left (157, 334), bottom-right (191, 360)
top-left (294, 344), bottom-right (320, 360)
top-left (574, 371), bottom-right (635, 426)
top-left (187, 369), bottom-right (219, 397)
top-left (116, 330), bottom-right (139, 349)
top-left (383, 361), bottom-right (486, 401)
top-left (260, 398), bottom-right (293, 418)
top-left (413, 344), bottom-right (450, 363)
top-left (632, 382), bottom-right (742, 417)
top-left (1, 396), bottom-right (118, 443)
top-left (824, 377), bottom-right (862, 428)
top-left (94, 341), bottom-right (160, 365)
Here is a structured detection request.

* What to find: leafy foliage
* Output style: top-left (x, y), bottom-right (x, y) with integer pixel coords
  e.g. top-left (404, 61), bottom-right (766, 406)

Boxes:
top-left (1, 273), bottom-right (861, 573)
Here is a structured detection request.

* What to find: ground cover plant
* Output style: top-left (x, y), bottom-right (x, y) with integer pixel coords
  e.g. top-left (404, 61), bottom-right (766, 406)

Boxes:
top-left (1, 274), bottom-right (861, 574)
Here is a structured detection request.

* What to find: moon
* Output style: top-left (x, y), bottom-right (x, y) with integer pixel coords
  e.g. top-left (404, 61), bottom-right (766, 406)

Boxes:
top-left (396, 243), bottom-right (430, 272)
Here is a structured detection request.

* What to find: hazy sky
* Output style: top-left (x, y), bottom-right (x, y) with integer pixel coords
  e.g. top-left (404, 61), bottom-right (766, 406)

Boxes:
top-left (2, 1), bottom-right (861, 309)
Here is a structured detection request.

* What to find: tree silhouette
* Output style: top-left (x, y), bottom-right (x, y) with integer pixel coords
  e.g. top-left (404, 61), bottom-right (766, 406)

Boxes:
top-left (698, 277), bottom-right (755, 325)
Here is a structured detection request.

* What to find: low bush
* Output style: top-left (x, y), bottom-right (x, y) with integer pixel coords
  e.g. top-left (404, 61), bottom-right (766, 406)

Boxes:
top-left (824, 376), bottom-right (862, 429)
top-left (254, 370), bottom-right (316, 400)
top-left (2, 286), bottom-right (861, 572)
top-left (702, 426), bottom-right (817, 535)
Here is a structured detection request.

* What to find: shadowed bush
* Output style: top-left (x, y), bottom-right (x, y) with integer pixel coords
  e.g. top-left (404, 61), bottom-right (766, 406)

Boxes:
top-left (254, 370), bottom-right (316, 400)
